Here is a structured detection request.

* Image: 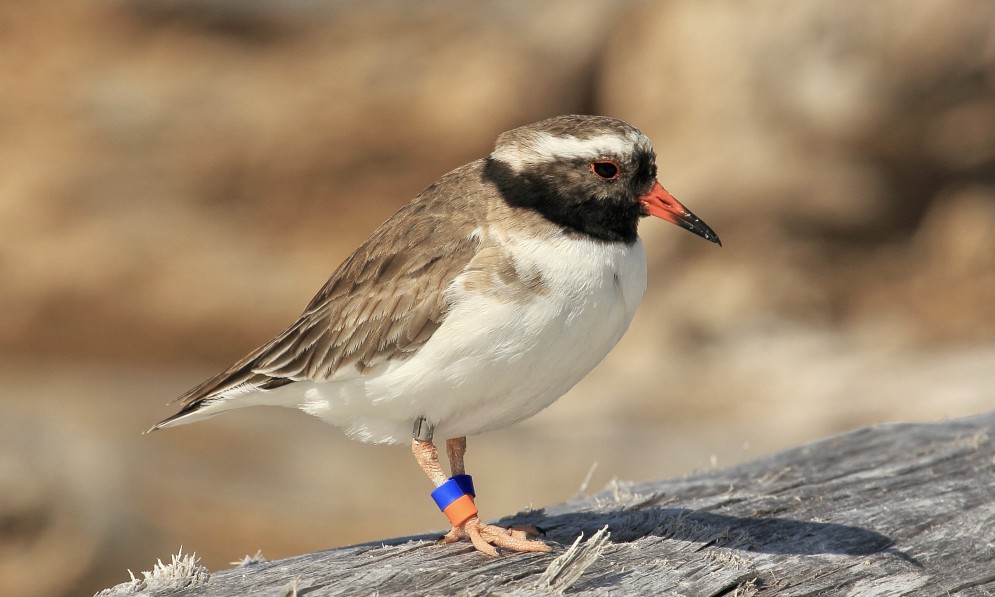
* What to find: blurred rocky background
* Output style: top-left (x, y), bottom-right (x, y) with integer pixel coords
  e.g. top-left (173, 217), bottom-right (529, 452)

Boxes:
top-left (1, 0), bottom-right (993, 595)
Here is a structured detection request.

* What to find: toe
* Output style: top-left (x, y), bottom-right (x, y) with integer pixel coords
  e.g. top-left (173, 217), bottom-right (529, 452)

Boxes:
top-left (444, 515), bottom-right (551, 555)
top-left (509, 524), bottom-right (544, 537)
top-left (466, 521), bottom-right (499, 557)
top-left (479, 523), bottom-right (552, 553)
top-left (437, 526), bottom-right (463, 545)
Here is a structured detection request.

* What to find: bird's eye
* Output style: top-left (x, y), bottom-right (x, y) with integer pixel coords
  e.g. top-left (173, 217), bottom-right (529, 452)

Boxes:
top-left (590, 160), bottom-right (620, 180)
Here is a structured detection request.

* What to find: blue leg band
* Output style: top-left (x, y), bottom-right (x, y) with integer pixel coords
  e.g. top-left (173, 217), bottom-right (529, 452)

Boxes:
top-left (431, 478), bottom-right (466, 510)
top-left (430, 475), bottom-right (478, 526)
top-left (452, 474), bottom-right (475, 497)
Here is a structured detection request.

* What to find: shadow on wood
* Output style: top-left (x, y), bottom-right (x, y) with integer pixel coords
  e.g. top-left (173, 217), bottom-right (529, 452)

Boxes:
top-left (99, 412), bottom-right (995, 596)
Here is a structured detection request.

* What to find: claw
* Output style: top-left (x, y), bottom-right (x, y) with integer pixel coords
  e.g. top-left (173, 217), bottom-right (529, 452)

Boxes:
top-left (440, 515), bottom-right (551, 556)
top-left (438, 527), bottom-right (461, 545)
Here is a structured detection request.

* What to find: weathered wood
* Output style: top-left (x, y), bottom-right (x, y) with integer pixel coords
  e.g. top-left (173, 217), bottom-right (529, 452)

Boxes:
top-left (101, 412), bottom-right (995, 596)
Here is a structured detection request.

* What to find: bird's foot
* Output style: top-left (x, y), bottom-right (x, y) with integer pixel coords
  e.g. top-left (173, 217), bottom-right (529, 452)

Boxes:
top-left (438, 515), bottom-right (551, 557)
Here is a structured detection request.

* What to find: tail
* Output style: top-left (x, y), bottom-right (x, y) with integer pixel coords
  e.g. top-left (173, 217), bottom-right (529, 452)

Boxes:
top-left (147, 359), bottom-right (297, 434)
top-left (145, 399), bottom-right (227, 433)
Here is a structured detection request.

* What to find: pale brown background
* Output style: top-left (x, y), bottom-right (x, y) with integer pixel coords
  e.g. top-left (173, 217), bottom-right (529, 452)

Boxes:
top-left (2, 1), bottom-right (994, 595)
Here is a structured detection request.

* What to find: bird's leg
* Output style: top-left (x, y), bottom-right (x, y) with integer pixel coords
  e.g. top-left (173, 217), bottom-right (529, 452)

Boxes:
top-left (446, 436), bottom-right (467, 476)
top-left (435, 435), bottom-right (551, 556)
top-left (411, 438), bottom-right (449, 486)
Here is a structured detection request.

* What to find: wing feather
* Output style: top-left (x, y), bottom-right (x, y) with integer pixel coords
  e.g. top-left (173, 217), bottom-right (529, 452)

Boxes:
top-left (164, 175), bottom-right (484, 420)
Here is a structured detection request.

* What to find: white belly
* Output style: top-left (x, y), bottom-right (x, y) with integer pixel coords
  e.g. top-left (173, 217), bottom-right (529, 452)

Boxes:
top-left (295, 235), bottom-right (648, 444)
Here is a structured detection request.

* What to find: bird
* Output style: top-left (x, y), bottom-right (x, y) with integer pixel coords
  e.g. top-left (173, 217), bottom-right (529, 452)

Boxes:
top-left (150, 114), bottom-right (720, 556)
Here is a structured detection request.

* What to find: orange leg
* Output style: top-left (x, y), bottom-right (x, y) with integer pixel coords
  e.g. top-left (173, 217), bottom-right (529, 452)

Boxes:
top-left (411, 436), bottom-right (550, 556)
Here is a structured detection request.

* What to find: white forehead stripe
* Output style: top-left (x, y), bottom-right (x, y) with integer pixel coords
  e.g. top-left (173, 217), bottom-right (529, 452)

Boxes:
top-left (492, 131), bottom-right (652, 172)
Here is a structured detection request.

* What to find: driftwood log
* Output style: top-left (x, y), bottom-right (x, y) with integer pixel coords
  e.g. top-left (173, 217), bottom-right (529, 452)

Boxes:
top-left (102, 412), bottom-right (995, 596)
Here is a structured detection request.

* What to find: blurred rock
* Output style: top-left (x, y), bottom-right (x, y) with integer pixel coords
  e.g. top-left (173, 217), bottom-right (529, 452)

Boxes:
top-left (601, 0), bottom-right (995, 233)
top-left (0, 0), bottom-right (622, 365)
top-left (915, 185), bottom-right (995, 275)
top-left (0, 409), bottom-right (124, 597)
top-left (600, 0), bottom-right (995, 342)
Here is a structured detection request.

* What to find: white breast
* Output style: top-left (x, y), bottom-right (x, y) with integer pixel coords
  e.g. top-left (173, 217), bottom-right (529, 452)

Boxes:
top-left (297, 234), bottom-right (648, 444)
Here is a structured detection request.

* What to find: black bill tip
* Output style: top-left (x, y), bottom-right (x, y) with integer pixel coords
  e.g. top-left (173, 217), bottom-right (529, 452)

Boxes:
top-left (677, 210), bottom-right (722, 246)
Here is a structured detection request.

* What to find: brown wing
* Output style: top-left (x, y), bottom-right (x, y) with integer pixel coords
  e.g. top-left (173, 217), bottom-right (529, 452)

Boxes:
top-left (165, 180), bottom-right (482, 419)
top-left (253, 202), bottom-right (478, 380)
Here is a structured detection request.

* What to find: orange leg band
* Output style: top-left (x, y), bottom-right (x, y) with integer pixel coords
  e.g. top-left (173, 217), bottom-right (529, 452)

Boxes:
top-left (442, 494), bottom-right (478, 527)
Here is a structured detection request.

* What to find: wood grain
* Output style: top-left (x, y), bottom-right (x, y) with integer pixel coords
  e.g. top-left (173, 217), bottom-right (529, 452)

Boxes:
top-left (101, 412), bottom-right (995, 596)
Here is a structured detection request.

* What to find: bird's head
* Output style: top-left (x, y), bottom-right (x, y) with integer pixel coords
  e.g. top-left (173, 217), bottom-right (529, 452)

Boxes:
top-left (486, 115), bottom-right (720, 246)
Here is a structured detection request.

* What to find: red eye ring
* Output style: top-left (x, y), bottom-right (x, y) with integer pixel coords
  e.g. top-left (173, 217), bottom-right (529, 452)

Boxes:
top-left (590, 160), bottom-right (620, 180)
